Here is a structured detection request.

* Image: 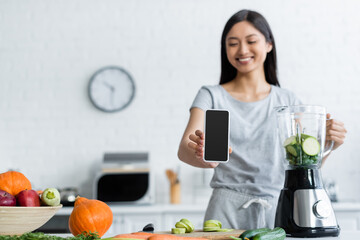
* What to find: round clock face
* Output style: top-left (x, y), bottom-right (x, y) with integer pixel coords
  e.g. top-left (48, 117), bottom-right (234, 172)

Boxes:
top-left (88, 66), bottom-right (135, 112)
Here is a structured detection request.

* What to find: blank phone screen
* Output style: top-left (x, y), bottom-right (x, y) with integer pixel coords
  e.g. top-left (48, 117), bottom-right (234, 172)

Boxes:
top-left (204, 110), bottom-right (229, 161)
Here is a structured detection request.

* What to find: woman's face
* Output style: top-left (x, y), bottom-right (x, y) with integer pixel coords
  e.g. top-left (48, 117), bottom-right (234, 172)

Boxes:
top-left (226, 21), bottom-right (272, 75)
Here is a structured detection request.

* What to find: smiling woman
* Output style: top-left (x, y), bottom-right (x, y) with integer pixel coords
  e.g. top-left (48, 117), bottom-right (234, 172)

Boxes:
top-left (177, 9), bottom-right (347, 230)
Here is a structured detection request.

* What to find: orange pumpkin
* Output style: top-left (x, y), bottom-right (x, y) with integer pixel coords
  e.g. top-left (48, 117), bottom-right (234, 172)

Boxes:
top-left (69, 196), bottom-right (113, 237)
top-left (0, 171), bottom-right (32, 196)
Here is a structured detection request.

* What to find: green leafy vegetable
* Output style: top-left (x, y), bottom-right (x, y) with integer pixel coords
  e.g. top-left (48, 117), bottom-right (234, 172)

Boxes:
top-left (0, 231), bottom-right (100, 240)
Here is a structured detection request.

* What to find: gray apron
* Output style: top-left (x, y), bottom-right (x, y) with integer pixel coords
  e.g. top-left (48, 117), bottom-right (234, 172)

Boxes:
top-left (204, 188), bottom-right (278, 229)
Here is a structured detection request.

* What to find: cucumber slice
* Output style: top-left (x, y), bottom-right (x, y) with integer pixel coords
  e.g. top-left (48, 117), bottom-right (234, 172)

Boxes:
top-left (283, 135), bottom-right (297, 147)
top-left (204, 219), bottom-right (222, 228)
top-left (301, 137), bottom-right (320, 156)
top-left (203, 226), bottom-right (221, 232)
top-left (175, 221), bottom-right (188, 230)
top-left (179, 219), bottom-right (194, 233)
top-left (301, 133), bottom-right (313, 139)
top-left (172, 228), bottom-right (186, 234)
top-left (215, 228), bottom-right (233, 232)
top-left (286, 144), bottom-right (300, 157)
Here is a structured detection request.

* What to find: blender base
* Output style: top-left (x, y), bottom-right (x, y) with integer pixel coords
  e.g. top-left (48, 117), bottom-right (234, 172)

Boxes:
top-left (275, 188), bottom-right (340, 237)
top-left (275, 168), bottom-right (340, 238)
top-left (285, 227), bottom-right (340, 238)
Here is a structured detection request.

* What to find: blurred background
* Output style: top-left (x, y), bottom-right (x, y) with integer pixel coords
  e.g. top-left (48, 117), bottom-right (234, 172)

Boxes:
top-left (0, 0), bottom-right (359, 206)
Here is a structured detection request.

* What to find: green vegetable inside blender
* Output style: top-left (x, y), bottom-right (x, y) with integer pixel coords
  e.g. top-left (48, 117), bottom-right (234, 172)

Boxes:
top-left (283, 134), bottom-right (320, 166)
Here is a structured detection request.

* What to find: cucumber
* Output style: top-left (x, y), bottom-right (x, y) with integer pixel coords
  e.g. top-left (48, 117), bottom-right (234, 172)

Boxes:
top-left (180, 218), bottom-right (194, 232)
top-left (283, 135), bottom-right (297, 147)
top-left (172, 228), bottom-right (186, 234)
top-left (204, 219), bottom-right (222, 228)
top-left (301, 136), bottom-right (320, 156)
top-left (229, 236), bottom-right (242, 240)
top-left (253, 227), bottom-right (286, 240)
top-left (176, 218), bottom-right (194, 233)
top-left (215, 228), bottom-right (233, 232)
top-left (203, 226), bottom-right (221, 232)
top-left (175, 221), bottom-right (188, 229)
top-left (301, 133), bottom-right (314, 139)
top-left (286, 144), bottom-right (300, 157)
top-left (239, 228), bottom-right (271, 239)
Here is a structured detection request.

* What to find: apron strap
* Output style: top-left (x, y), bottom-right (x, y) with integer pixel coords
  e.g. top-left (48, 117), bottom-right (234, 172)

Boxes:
top-left (239, 198), bottom-right (272, 227)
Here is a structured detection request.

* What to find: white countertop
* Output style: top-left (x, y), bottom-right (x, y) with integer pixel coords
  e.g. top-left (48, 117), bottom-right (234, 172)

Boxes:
top-left (331, 201), bottom-right (360, 211)
top-left (56, 203), bottom-right (208, 215)
top-left (54, 202), bottom-right (360, 239)
top-left (54, 231), bottom-right (360, 239)
top-left (56, 201), bottom-right (360, 215)
top-left (286, 230), bottom-right (360, 239)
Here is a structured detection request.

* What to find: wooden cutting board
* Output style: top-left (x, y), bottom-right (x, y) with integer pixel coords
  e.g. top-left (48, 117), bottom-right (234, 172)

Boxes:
top-left (157, 229), bottom-right (245, 240)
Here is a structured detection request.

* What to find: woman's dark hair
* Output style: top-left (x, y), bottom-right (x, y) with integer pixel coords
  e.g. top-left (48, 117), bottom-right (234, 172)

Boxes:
top-left (219, 9), bottom-right (279, 86)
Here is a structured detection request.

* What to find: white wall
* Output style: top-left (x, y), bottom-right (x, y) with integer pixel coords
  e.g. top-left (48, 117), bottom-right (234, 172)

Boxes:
top-left (0, 0), bottom-right (359, 203)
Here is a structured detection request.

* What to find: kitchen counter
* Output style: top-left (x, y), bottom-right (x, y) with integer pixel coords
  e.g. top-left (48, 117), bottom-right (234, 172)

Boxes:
top-left (56, 203), bottom-right (208, 215)
top-left (53, 202), bottom-right (360, 237)
top-left (57, 201), bottom-right (360, 215)
top-left (286, 230), bottom-right (359, 239)
top-left (331, 201), bottom-right (360, 211)
top-left (54, 231), bottom-right (360, 239)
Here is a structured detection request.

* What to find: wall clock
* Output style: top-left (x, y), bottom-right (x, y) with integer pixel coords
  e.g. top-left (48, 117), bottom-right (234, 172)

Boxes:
top-left (88, 66), bottom-right (136, 112)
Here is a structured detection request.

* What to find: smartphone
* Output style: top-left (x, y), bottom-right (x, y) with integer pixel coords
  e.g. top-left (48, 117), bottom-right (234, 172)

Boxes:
top-left (204, 109), bottom-right (230, 162)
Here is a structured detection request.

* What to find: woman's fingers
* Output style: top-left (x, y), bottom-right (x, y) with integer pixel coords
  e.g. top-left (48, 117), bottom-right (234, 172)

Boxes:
top-left (207, 162), bottom-right (219, 168)
top-left (188, 141), bottom-right (203, 157)
top-left (189, 134), bottom-right (204, 146)
top-left (326, 120), bottom-right (347, 137)
top-left (327, 129), bottom-right (346, 139)
top-left (327, 124), bottom-right (346, 133)
top-left (326, 129), bottom-right (346, 143)
top-left (188, 142), bottom-right (200, 151)
top-left (188, 130), bottom-right (220, 169)
top-left (326, 135), bottom-right (345, 145)
top-left (195, 130), bottom-right (204, 139)
top-left (327, 119), bottom-right (345, 128)
top-left (326, 116), bottom-right (346, 150)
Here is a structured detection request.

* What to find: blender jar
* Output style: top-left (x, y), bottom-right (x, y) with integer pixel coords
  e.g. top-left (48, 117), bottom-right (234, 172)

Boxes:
top-left (275, 105), bottom-right (333, 169)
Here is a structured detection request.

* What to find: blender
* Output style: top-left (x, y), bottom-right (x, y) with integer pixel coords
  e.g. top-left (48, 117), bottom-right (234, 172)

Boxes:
top-left (274, 105), bottom-right (340, 237)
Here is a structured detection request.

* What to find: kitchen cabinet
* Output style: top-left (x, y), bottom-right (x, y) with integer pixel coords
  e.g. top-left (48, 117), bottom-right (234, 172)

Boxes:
top-left (109, 204), bottom-right (206, 233)
top-left (116, 213), bottom-right (163, 233)
top-left (53, 204), bottom-right (207, 237)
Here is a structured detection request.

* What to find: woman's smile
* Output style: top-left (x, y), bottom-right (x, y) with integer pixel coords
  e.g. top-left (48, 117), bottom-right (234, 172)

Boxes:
top-left (237, 56), bottom-right (254, 64)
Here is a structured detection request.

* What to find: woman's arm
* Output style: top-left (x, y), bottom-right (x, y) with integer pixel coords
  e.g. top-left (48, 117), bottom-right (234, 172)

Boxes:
top-left (177, 107), bottom-right (219, 168)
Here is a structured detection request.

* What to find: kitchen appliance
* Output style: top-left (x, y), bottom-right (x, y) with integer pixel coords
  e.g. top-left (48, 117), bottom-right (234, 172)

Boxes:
top-left (93, 152), bottom-right (154, 204)
top-left (59, 187), bottom-right (78, 206)
top-left (274, 105), bottom-right (340, 237)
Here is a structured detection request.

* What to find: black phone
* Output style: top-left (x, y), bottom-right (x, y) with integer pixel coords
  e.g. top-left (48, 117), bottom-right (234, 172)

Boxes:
top-left (204, 109), bottom-right (230, 162)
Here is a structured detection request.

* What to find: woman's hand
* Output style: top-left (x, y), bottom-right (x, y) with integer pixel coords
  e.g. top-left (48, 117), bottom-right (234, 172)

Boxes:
top-left (188, 130), bottom-right (232, 168)
top-left (326, 113), bottom-right (347, 150)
